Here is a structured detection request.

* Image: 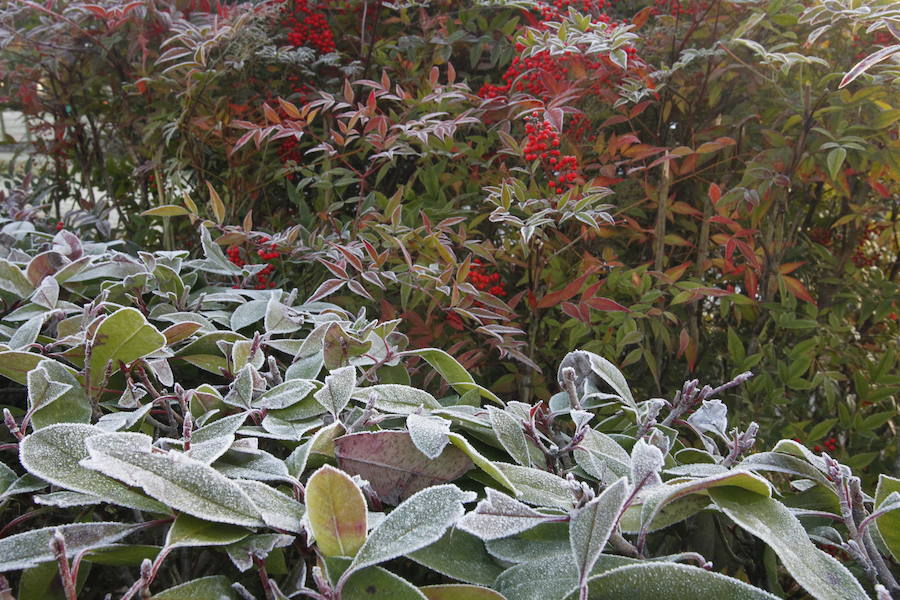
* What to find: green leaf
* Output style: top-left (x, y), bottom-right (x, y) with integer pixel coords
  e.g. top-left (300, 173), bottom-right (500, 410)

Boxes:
top-left (19, 424), bottom-right (167, 514)
top-left (314, 365), bottom-right (356, 417)
top-left (495, 463), bottom-right (573, 509)
top-left (558, 351), bottom-right (637, 415)
top-left (561, 562), bottom-right (779, 599)
top-left (0, 522), bottom-right (139, 572)
top-left (151, 575), bottom-right (238, 600)
top-left (252, 379), bottom-right (317, 410)
top-left (307, 465), bottom-right (367, 557)
top-left (447, 433), bottom-right (518, 495)
top-left (574, 429), bottom-right (631, 485)
top-left (89, 307), bottom-right (166, 391)
top-left (825, 147), bottom-right (846, 181)
top-left (0, 258), bottom-right (35, 297)
top-left (407, 528), bottom-right (504, 586)
top-left (352, 384), bottom-right (441, 414)
top-left (459, 489), bottom-right (558, 541)
top-left (570, 478), bottom-right (629, 591)
top-left (488, 407), bottom-right (530, 466)
top-left (27, 359), bottom-right (91, 429)
top-left (0, 351), bottom-right (45, 385)
top-left (165, 513), bottom-right (250, 549)
top-left (82, 432), bottom-right (265, 527)
top-left (225, 534), bottom-right (294, 572)
top-left (495, 552), bottom-right (636, 600)
top-left (348, 485), bottom-right (475, 574)
top-left (234, 480), bottom-right (305, 533)
top-left (404, 348), bottom-right (503, 405)
top-left (141, 205), bottom-right (192, 217)
top-left (329, 561), bottom-right (427, 600)
top-left (709, 487), bottom-right (868, 600)
top-left (186, 412), bottom-right (248, 464)
top-left (875, 474), bottom-right (900, 561)
top-left (407, 414), bottom-right (452, 459)
top-left (421, 584), bottom-right (506, 600)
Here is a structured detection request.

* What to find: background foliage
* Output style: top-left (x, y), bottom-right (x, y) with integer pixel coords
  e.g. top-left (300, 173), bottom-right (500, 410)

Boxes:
top-left (0, 0), bottom-right (898, 595)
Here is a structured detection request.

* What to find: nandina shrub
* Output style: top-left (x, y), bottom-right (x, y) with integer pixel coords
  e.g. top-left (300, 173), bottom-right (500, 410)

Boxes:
top-left (0, 227), bottom-right (898, 599)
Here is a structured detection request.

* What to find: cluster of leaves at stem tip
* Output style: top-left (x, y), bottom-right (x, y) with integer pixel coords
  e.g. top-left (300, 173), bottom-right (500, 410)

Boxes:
top-left (0, 227), bottom-right (897, 600)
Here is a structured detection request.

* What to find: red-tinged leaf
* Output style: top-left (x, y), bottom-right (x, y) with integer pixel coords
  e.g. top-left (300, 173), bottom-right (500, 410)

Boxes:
top-left (536, 267), bottom-right (598, 309)
top-left (347, 279), bottom-right (374, 301)
top-left (584, 297), bottom-right (630, 312)
top-left (231, 130), bottom-right (256, 154)
top-left (715, 137), bottom-right (736, 146)
top-left (840, 44), bottom-right (900, 88)
top-left (631, 5), bottom-right (653, 28)
top-left (869, 179), bottom-right (891, 198)
top-left (708, 183), bottom-right (721, 205)
top-left (685, 336), bottom-right (698, 373)
top-left (691, 287), bottom-right (731, 298)
top-left (366, 90), bottom-right (377, 112)
top-left (343, 79), bottom-right (354, 103)
top-left (782, 275), bottom-right (816, 306)
top-left (361, 270), bottom-right (384, 290)
top-left (670, 201), bottom-right (703, 217)
top-left (669, 146), bottom-right (694, 157)
top-left (163, 322), bottom-right (203, 345)
top-left (744, 269), bottom-right (759, 300)
top-left (600, 115), bottom-right (629, 128)
top-left (306, 465), bottom-right (367, 557)
top-left (277, 98), bottom-right (301, 119)
top-left (561, 302), bottom-right (591, 324)
top-left (695, 141), bottom-right (724, 154)
top-left (306, 278), bottom-right (347, 303)
top-left (334, 431), bottom-right (472, 505)
top-left (335, 246), bottom-right (364, 272)
top-left (778, 262), bottom-right (805, 275)
top-left (677, 328), bottom-right (690, 358)
top-left (318, 259), bottom-right (349, 280)
top-left (262, 103), bottom-right (280, 124)
top-left (665, 261), bottom-right (692, 282)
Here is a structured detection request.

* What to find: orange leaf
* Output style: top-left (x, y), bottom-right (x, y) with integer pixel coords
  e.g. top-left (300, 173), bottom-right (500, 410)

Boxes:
top-left (782, 275), bottom-right (816, 305)
top-left (631, 6), bottom-right (653, 28)
top-left (708, 183), bottom-right (721, 205)
top-left (778, 262), bottom-right (805, 275)
top-left (536, 267), bottom-right (598, 309)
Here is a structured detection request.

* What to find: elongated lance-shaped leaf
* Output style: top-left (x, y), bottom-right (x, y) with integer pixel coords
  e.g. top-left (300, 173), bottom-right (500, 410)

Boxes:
top-left (570, 477), bottom-right (629, 592)
top-left (401, 348), bottom-right (503, 405)
top-left (81, 432), bottom-right (265, 527)
top-left (347, 485), bottom-right (476, 577)
top-left (458, 489), bottom-right (560, 541)
top-left (0, 522), bottom-right (140, 572)
top-left (420, 584), bottom-right (506, 600)
top-left (875, 475), bottom-right (900, 561)
top-left (407, 528), bottom-right (504, 586)
top-left (19, 424), bottom-right (168, 514)
top-left (558, 351), bottom-right (636, 415)
top-left (164, 513), bottom-right (250, 549)
top-left (306, 465), bottom-right (367, 557)
top-left (561, 562), bottom-right (779, 599)
top-left (488, 407), bottom-right (531, 467)
top-left (351, 384), bottom-right (442, 414)
top-left (709, 487), bottom-right (868, 600)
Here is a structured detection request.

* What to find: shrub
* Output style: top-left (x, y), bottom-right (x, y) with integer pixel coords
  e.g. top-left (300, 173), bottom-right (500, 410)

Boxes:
top-left (0, 227), bottom-right (897, 599)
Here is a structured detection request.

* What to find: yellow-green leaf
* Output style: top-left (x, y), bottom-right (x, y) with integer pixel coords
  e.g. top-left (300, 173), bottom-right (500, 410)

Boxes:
top-left (306, 465), bottom-right (367, 557)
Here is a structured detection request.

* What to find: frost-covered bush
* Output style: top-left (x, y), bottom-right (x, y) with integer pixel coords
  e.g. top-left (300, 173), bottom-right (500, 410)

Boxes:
top-left (0, 227), bottom-right (897, 600)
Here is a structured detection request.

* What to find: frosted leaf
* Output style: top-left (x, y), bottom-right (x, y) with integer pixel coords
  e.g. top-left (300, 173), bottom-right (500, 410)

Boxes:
top-left (485, 522), bottom-right (570, 563)
top-left (96, 404), bottom-right (154, 432)
top-left (0, 522), bottom-right (139, 572)
top-left (151, 575), bottom-right (239, 600)
top-left (82, 432), bottom-right (264, 527)
top-left (226, 533), bottom-right (294, 572)
top-left (557, 351), bottom-right (636, 414)
top-left (574, 429), bottom-right (631, 485)
top-left (0, 461), bottom-right (16, 492)
top-left (224, 365), bottom-right (256, 410)
top-left (230, 298), bottom-right (268, 331)
top-left (562, 562), bottom-right (779, 599)
top-left (349, 484), bottom-right (476, 573)
top-left (352, 384), bottom-right (442, 414)
top-left (570, 410), bottom-right (593, 430)
top-left (252, 379), bottom-right (317, 410)
top-left (710, 487), bottom-right (867, 600)
top-left (19, 424), bottom-right (167, 514)
top-left (495, 551), bottom-right (638, 600)
top-left (407, 528), bottom-right (504, 586)
top-left (495, 463), bottom-right (574, 509)
top-left (12, 314), bottom-right (46, 349)
top-left (314, 365), bottom-right (356, 416)
top-left (164, 513), bottom-right (250, 549)
top-left (337, 563), bottom-right (428, 600)
top-left (257, 415), bottom-right (321, 440)
top-left (213, 447), bottom-right (292, 483)
top-left (235, 479), bottom-right (305, 533)
top-left (306, 465), bottom-right (367, 557)
top-left (33, 491), bottom-right (103, 508)
top-left (335, 431), bottom-right (472, 505)
top-left (87, 307), bottom-right (166, 391)
top-left (187, 412), bottom-right (248, 464)
top-left (630, 439), bottom-right (664, 488)
top-left (231, 340), bottom-right (265, 372)
top-left (407, 413), bottom-right (451, 459)
top-left (687, 399), bottom-right (729, 440)
top-left (0, 474), bottom-right (46, 500)
top-left (488, 407), bottom-right (531, 467)
top-left (570, 477), bottom-right (629, 590)
top-left (27, 359), bottom-right (90, 429)
top-left (458, 489), bottom-right (558, 540)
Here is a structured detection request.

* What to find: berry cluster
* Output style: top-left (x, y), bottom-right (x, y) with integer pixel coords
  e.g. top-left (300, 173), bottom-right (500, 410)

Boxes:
top-left (226, 237), bottom-right (280, 290)
top-left (852, 224), bottom-right (884, 268)
top-left (468, 259), bottom-right (507, 298)
top-left (281, 0), bottom-right (336, 54)
top-left (524, 113), bottom-right (580, 192)
top-left (793, 436), bottom-right (839, 454)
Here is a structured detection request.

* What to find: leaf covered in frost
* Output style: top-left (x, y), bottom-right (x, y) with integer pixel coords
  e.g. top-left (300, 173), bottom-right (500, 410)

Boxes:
top-left (407, 413), bottom-right (451, 459)
top-left (314, 365), bottom-right (356, 416)
top-left (0, 522), bottom-right (139, 572)
top-left (458, 489), bottom-right (559, 540)
top-left (570, 477), bottom-right (629, 590)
